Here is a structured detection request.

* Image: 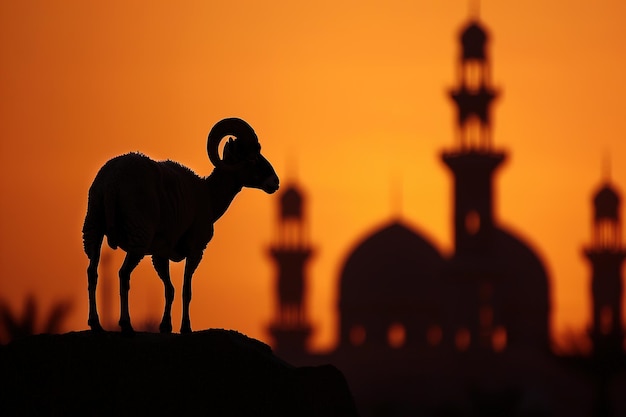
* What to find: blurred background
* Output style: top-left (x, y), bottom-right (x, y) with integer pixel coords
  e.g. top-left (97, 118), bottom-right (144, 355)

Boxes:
top-left (1, 0), bottom-right (625, 357)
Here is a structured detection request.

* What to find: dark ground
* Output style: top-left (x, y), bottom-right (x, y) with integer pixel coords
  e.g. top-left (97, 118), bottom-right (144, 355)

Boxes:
top-left (0, 329), bottom-right (358, 416)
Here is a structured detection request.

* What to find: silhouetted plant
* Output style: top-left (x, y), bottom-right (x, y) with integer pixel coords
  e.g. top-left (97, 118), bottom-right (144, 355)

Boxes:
top-left (0, 295), bottom-right (72, 344)
top-left (82, 118), bottom-right (279, 335)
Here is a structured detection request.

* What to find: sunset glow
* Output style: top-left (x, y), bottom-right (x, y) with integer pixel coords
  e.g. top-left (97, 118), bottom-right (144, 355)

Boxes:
top-left (1, 1), bottom-right (626, 353)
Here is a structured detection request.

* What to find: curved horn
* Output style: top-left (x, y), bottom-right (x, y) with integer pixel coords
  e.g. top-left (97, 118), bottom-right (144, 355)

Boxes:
top-left (207, 118), bottom-right (259, 170)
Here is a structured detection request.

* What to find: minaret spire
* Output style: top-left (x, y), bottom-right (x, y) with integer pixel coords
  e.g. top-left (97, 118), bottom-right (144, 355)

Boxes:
top-left (469, 0), bottom-right (480, 20)
top-left (450, 16), bottom-right (498, 150)
top-left (442, 17), bottom-right (505, 255)
top-left (390, 171), bottom-right (403, 220)
top-left (602, 151), bottom-right (612, 183)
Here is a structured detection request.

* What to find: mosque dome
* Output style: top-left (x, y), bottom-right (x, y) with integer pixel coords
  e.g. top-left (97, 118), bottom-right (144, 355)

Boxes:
top-left (337, 220), bottom-right (444, 349)
top-left (491, 228), bottom-right (550, 300)
top-left (492, 227), bottom-right (551, 348)
top-left (444, 225), bottom-right (551, 350)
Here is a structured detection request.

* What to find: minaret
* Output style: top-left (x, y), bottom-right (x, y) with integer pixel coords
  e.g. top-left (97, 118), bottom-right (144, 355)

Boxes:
top-left (584, 179), bottom-right (626, 357)
top-left (268, 184), bottom-right (314, 356)
top-left (442, 18), bottom-right (504, 255)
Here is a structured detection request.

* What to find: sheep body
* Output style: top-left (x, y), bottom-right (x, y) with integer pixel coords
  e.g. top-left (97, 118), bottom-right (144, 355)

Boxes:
top-left (84, 152), bottom-right (212, 262)
top-left (83, 119), bottom-right (279, 334)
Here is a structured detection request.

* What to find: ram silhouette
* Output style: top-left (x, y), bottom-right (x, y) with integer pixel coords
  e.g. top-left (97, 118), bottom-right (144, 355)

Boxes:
top-left (82, 118), bottom-right (279, 334)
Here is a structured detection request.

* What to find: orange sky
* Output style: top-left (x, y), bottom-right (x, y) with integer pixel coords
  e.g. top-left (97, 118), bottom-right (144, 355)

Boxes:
top-left (1, 1), bottom-right (625, 352)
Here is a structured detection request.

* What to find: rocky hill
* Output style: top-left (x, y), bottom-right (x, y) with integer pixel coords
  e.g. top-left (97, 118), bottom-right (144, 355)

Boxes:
top-left (0, 329), bottom-right (357, 416)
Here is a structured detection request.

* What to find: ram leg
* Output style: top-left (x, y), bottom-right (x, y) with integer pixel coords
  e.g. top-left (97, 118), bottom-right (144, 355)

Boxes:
top-left (118, 252), bottom-right (143, 335)
top-left (152, 255), bottom-right (174, 333)
top-left (180, 254), bottom-right (202, 334)
top-left (87, 245), bottom-right (104, 332)
top-left (87, 236), bottom-right (104, 332)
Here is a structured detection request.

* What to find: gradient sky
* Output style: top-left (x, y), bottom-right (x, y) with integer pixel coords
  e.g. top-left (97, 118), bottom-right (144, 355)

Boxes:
top-left (1, 1), bottom-right (625, 352)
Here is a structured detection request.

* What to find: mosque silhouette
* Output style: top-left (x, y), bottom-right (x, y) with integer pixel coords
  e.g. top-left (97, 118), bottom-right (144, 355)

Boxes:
top-left (266, 16), bottom-right (626, 417)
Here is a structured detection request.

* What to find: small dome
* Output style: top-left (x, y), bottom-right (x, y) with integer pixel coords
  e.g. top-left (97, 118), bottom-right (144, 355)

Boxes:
top-left (460, 20), bottom-right (488, 60)
top-left (280, 185), bottom-right (304, 219)
top-left (339, 221), bottom-right (444, 310)
top-left (593, 183), bottom-right (620, 220)
top-left (337, 220), bottom-right (445, 349)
